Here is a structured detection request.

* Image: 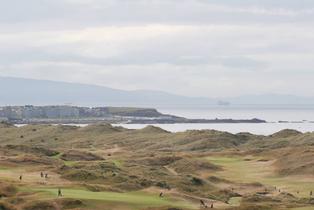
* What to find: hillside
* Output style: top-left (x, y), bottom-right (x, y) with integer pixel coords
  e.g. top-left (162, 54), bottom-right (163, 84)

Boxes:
top-left (0, 77), bottom-right (215, 107)
top-left (1, 123), bottom-right (314, 209)
top-left (2, 77), bottom-right (314, 108)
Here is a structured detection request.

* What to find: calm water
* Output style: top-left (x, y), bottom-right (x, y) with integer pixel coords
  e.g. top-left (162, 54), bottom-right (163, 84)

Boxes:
top-left (114, 106), bottom-right (314, 135)
top-left (158, 106), bottom-right (314, 122)
top-left (115, 122), bottom-right (314, 135)
top-left (16, 106), bottom-right (314, 135)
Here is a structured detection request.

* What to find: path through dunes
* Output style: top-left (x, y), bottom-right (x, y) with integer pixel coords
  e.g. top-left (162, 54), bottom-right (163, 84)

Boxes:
top-left (206, 156), bottom-right (314, 198)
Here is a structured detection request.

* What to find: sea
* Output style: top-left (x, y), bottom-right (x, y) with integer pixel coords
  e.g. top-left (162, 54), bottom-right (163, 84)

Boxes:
top-left (113, 105), bottom-right (314, 135)
top-left (15, 105), bottom-right (314, 135)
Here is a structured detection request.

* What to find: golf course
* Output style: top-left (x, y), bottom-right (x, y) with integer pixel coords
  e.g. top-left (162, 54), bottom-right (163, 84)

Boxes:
top-left (1, 123), bottom-right (314, 209)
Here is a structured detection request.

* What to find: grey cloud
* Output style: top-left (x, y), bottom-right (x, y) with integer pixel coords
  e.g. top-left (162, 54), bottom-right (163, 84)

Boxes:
top-left (0, 0), bottom-right (314, 97)
top-left (220, 57), bottom-right (268, 70)
top-left (0, 0), bottom-right (313, 30)
top-left (0, 48), bottom-right (214, 66)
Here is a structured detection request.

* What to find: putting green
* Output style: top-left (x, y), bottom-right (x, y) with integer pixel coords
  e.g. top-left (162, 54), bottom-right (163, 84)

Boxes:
top-left (30, 187), bottom-right (197, 209)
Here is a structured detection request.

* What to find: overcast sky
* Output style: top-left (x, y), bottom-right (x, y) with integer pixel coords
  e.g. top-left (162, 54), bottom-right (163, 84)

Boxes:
top-left (0, 0), bottom-right (314, 97)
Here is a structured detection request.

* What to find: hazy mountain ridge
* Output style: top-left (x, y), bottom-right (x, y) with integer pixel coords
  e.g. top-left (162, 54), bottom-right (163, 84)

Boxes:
top-left (1, 77), bottom-right (313, 107)
top-left (0, 77), bottom-right (216, 107)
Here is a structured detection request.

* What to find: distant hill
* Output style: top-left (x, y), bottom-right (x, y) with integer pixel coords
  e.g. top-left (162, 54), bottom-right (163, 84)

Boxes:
top-left (0, 77), bottom-right (215, 107)
top-left (1, 77), bottom-right (314, 107)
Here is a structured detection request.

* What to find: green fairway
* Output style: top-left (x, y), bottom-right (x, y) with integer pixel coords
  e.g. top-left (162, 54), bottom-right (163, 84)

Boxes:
top-left (0, 166), bottom-right (9, 170)
top-left (31, 187), bottom-right (197, 209)
top-left (228, 197), bottom-right (242, 206)
top-left (206, 156), bottom-right (314, 198)
top-left (63, 160), bottom-right (77, 166)
top-left (110, 159), bottom-right (123, 168)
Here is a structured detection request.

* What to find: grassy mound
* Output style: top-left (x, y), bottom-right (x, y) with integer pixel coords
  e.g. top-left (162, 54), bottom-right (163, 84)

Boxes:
top-left (0, 182), bottom-right (17, 197)
top-left (0, 202), bottom-right (16, 210)
top-left (4, 145), bottom-right (59, 157)
top-left (136, 156), bottom-right (182, 166)
top-left (7, 154), bottom-right (55, 166)
top-left (56, 198), bottom-right (84, 209)
top-left (274, 147), bottom-right (314, 176)
top-left (60, 150), bottom-right (104, 161)
top-left (138, 126), bottom-right (170, 134)
top-left (270, 129), bottom-right (302, 138)
top-left (79, 123), bottom-right (125, 133)
top-left (62, 169), bottom-right (102, 181)
top-left (169, 158), bottom-right (220, 174)
top-left (22, 201), bottom-right (56, 210)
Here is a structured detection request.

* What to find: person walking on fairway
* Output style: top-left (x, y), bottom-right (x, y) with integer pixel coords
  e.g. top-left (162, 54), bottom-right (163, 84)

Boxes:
top-left (19, 175), bottom-right (22, 181)
top-left (200, 200), bottom-right (207, 208)
top-left (58, 188), bottom-right (63, 197)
